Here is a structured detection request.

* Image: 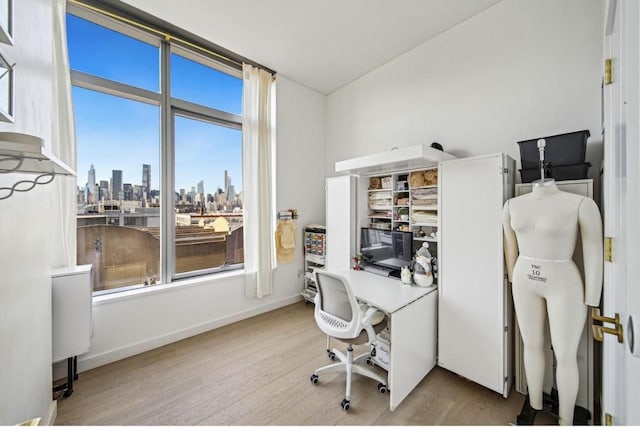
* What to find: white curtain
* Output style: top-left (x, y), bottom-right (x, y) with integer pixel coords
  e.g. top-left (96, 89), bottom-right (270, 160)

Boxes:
top-left (51, 0), bottom-right (77, 268)
top-left (242, 63), bottom-right (276, 298)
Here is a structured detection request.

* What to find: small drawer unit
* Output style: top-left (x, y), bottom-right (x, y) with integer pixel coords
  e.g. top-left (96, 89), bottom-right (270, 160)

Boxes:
top-left (303, 225), bottom-right (326, 303)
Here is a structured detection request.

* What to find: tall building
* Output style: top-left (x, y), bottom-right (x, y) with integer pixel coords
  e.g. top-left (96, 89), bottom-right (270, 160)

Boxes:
top-left (123, 183), bottom-right (133, 201)
top-left (99, 180), bottom-right (109, 201)
top-left (224, 170), bottom-right (229, 196)
top-left (88, 164), bottom-right (96, 195)
top-left (112, 170), bottom-right (123, 201)
top-left (86, 164), bottom-right (96, 204)
top-left (197, 180), bottom-right (204, 197)
top-left (228, 184), bottom-right (236, 203)
top-left (142, 164), bottom-right (151, 196)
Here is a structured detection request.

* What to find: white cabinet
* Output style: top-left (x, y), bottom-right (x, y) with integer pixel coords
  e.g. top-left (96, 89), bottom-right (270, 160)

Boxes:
top-left (52, 264), bottom-right (93, 362)
top-left (360, 168), bottom-right (440, 280)
top-left (52, 264), bottom-right (92, 397)
top-left (325, 175), bottom-right (357, 271)
top-left (438, 153), bottom-right (515, 397)
top-left (513, 179), bottom-right (594, 417)
top-left (363, 169), bottom-right (438, 235)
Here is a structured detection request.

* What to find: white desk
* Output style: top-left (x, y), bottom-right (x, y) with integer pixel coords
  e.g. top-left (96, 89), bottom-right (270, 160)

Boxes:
top-left (327, 269), bottom-right (438, 411)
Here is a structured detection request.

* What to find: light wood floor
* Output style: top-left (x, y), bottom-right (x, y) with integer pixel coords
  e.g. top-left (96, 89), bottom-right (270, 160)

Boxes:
top-left (55, 302), bottom-right (537, 425)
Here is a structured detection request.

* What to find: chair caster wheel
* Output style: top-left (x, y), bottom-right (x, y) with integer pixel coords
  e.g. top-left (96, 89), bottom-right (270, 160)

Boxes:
top-left (377, 383), bottom-right (387, 394)
top-left (310, 374), bottom-right (318, 384)
top-left (328, 351), bottom-right (336, 360)
top-left (341, 399), bottom-right (350, 410)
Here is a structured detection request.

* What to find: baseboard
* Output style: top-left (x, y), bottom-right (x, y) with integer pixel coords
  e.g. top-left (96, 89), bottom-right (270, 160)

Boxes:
top-left (43, 400), bottom-right (57, 426)
top-left (79, 294), bottom-right (302, 372)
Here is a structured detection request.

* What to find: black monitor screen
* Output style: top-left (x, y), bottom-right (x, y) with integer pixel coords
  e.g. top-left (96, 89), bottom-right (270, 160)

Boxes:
top-left (360, 228), bottom-right (413, 270)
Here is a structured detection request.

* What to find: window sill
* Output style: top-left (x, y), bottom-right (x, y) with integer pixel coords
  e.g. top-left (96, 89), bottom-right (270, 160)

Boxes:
top-left (92, 269), bottom-right (244, 306)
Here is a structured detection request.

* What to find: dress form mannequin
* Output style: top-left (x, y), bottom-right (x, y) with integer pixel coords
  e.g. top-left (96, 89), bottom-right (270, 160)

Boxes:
top-left (502, 141), bottom-right (603, 425)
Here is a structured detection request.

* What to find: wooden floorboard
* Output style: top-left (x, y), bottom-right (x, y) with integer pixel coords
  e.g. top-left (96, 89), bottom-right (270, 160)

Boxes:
top-left (54, 302), bottom-right (549, 425)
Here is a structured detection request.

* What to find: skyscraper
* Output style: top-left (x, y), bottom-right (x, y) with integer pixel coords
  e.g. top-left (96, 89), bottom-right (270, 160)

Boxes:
top-left (88, 164), bottom-right (96, 195)
top-left (87, 164), bottom-right (96, 203)
top-left (227, 184), bottom-right (236, 203)
top-left (112, 170), bottom-right (123, 201)
top-left (123, 183), bottom-right (133, 201)
top-left (99, 180), bottom-right (109, 201)
top-left (197, 180), bottom-right (204, 197)
top-left (142, 164), bottom-right (151, 196)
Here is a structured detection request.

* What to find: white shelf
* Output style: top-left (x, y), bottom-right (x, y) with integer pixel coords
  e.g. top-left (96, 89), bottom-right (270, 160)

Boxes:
top-left (414, 237), bottom-right (437, 243)
top-left (0, 133), bottom-right (77, 201)
top-left (336, 143), bottom-right (455, 175)
top-left (305, 253), bottom-right (325, 265)
top-left (0, 132), bottom-right (75, 176)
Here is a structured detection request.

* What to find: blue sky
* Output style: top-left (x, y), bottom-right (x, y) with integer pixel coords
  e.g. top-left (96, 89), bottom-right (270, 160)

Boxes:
top-left (67, 14), bottom-right (243, 194)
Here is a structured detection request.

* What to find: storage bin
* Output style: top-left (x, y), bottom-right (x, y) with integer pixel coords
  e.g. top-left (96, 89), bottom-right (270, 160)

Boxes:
top-left (519, 162), bottom-right (591, 183)
top-left (548, 162), bottom-right (591, 181)
top-left (517, 130), bottom-right (590, 169)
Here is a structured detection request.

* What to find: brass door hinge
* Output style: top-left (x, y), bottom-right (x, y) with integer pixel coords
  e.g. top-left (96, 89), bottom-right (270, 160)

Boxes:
top-left (605, 58), bottom-right (613, 85)
top-left (605, 237), bottom-right (613, 262)
top-left (605, 413), bottom-right (613, 425)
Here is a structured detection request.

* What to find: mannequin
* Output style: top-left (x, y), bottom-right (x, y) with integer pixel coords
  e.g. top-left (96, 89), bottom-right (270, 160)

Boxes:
top-left (502, 175), bottom-right (603, 425)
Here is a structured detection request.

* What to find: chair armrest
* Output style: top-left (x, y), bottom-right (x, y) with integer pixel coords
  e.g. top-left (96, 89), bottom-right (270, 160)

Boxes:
top-left (362, 306), bottom-right (381, 326)
top-left (362, 306), bottom-right (383, 344)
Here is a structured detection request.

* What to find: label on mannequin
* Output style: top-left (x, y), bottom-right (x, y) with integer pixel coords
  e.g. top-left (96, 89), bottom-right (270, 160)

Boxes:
top-left (527, 263), bottom-right (547, 283)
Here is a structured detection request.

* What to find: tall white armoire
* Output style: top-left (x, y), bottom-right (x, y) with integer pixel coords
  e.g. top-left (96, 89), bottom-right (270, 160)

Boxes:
top-left (325, 175), bottom-right (357, 271)
top-left (438, 153), bottom-right (515, 397)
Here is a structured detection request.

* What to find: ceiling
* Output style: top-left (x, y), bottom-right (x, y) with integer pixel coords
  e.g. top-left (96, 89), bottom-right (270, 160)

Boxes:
top-left (122, 0), bottom-right (502, 95)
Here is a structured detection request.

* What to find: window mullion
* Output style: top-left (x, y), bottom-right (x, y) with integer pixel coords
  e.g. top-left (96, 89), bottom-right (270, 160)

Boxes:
top-left (171, 99), bottom-right (242, 131)
top-left (160, 39), bottom-right (174, 284)
top-left (71, 70), bottom-right (161, 106)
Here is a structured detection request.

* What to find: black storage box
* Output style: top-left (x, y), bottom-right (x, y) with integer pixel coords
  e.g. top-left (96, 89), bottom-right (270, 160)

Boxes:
top-left (519, 162), bottom-right (591, 183)
top-left (517, 130), bottom-right (590, 169)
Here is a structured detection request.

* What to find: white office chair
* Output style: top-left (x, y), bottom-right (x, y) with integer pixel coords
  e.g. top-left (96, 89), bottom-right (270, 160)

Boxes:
top-left (310, 270), bottom-right (388, 410)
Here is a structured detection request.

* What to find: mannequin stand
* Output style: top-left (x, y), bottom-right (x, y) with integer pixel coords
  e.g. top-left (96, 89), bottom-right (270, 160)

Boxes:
top-left (515, 390), bottom-right (590, 425)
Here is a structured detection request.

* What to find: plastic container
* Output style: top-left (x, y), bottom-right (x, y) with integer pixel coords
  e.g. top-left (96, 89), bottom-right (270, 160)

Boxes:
top-left (517, 130), bottom-right (590, 169)
top-left (519, 162), bottom-right (591, 183)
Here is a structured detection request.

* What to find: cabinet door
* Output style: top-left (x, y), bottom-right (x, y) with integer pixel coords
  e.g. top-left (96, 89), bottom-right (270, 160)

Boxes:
top-left (325, 176), bottom-right (357, 271)
top-left (438, 154), bottom-right (508, 395)
top-left (52, 265), bottom-right (93, 362)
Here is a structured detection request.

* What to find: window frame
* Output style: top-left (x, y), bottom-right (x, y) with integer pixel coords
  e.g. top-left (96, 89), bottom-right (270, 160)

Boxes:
top-left (169, 104), bottom-right (243, 281)
top-left (68, 3), bottom-right (245, 292)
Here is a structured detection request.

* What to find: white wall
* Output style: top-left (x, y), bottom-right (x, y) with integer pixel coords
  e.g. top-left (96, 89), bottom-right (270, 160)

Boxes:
top-left (74, 75), bottom-right (326, 371)
top-left (326, 0), bottom-right (604, 180)
top-left (0, 0), bottom-right (56, 424)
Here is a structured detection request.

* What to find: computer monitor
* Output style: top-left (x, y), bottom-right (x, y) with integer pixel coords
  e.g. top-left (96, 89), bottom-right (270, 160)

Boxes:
top-left (360, 227), bottom-right (413, 271)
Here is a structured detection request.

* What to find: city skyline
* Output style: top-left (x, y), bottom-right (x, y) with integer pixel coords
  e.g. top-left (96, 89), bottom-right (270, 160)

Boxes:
top-left (68, 13), bottom-right (243, 197)
top-left (81, 162), bottom-right (239, 199)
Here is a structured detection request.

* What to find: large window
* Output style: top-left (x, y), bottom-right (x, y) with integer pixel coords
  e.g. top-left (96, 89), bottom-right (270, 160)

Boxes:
top-left (68, 5), bottom-right (244, 294)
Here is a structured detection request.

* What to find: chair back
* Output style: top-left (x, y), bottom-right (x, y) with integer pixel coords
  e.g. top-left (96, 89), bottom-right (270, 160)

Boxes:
top-left (314, 270), bottom-right (363, 340)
